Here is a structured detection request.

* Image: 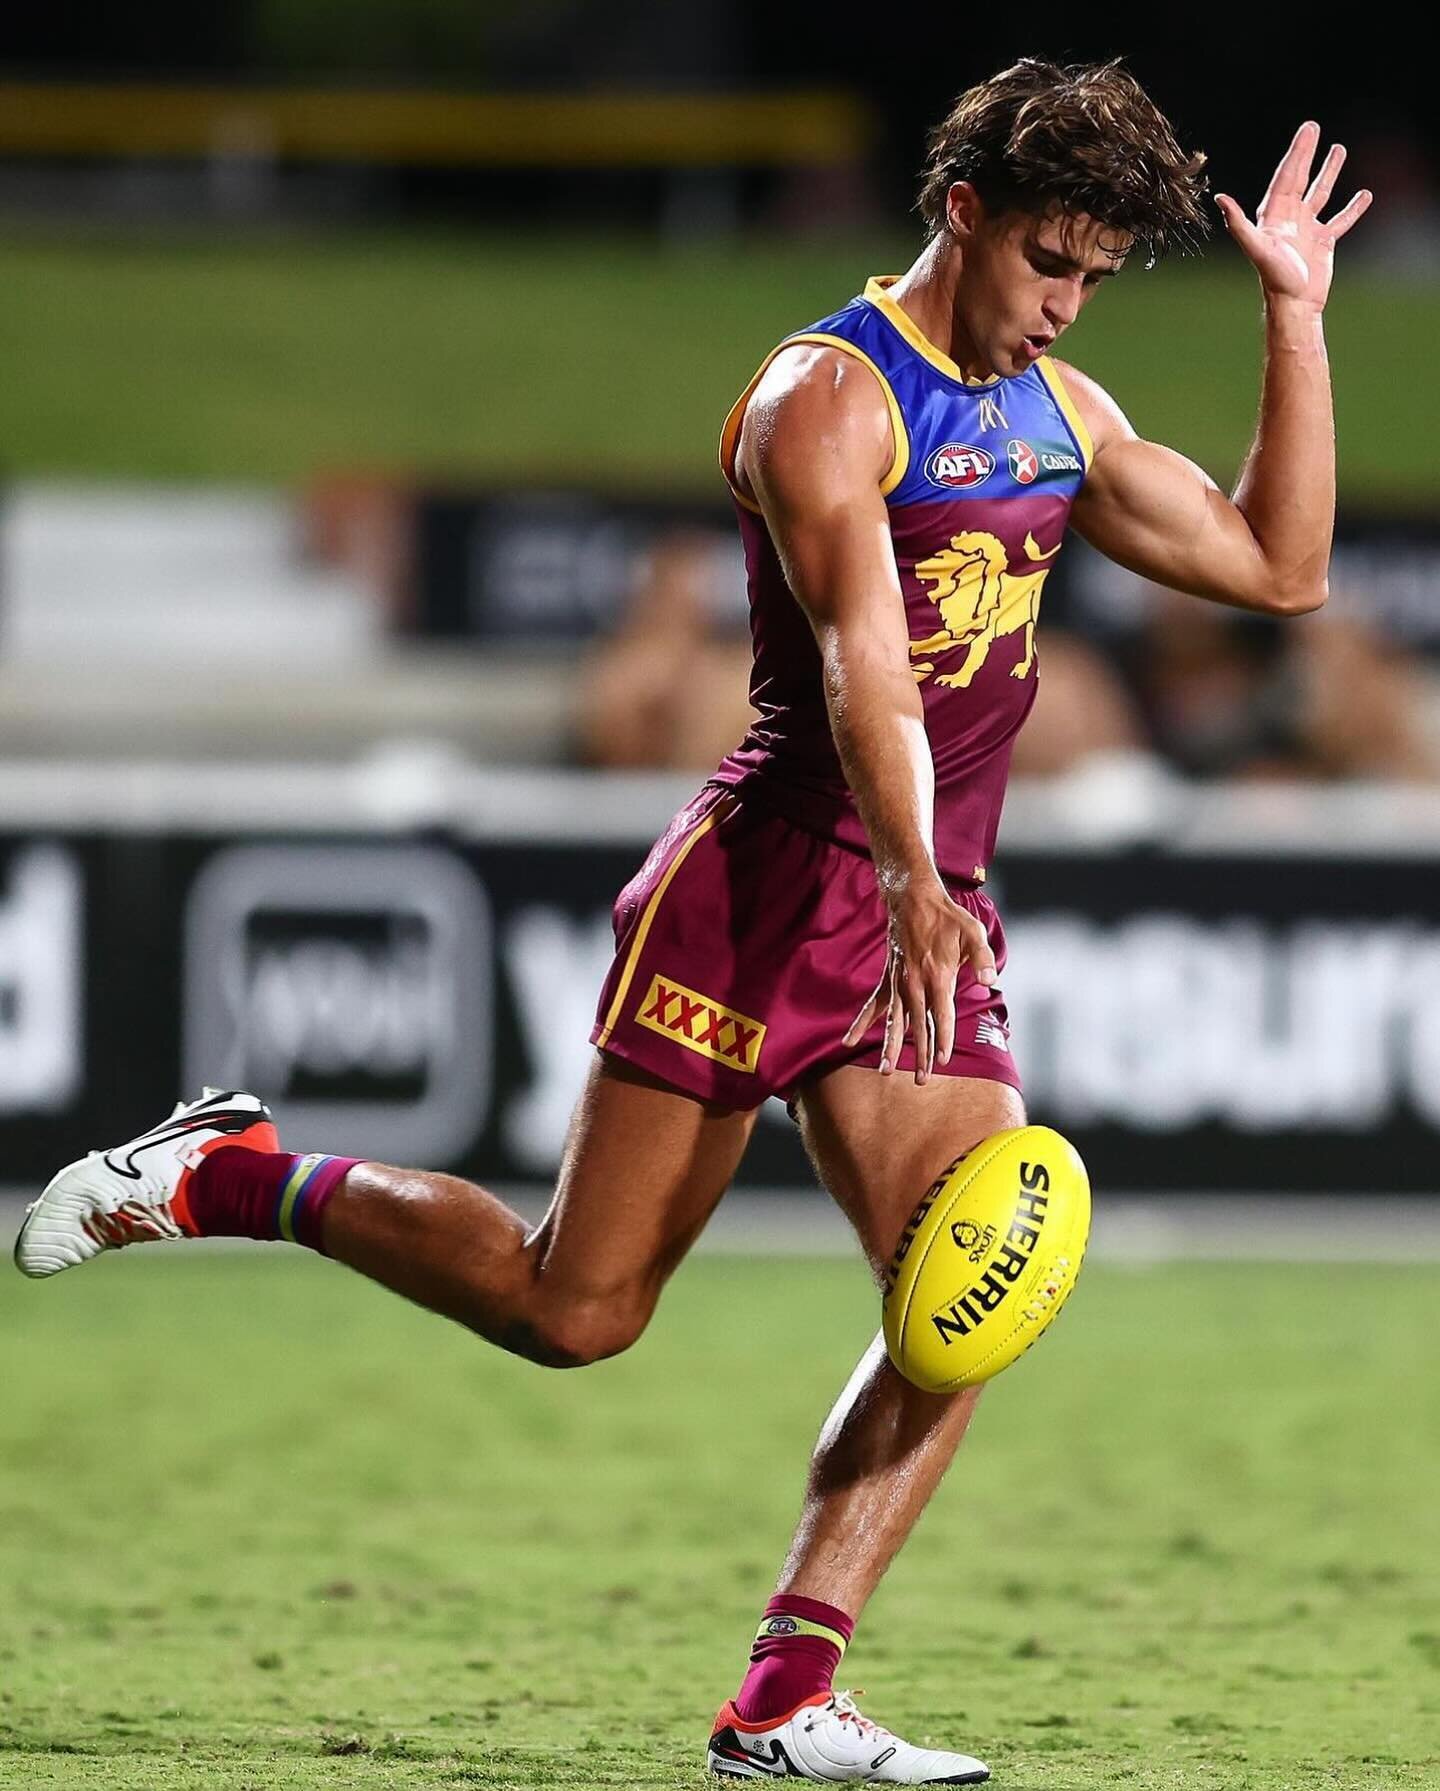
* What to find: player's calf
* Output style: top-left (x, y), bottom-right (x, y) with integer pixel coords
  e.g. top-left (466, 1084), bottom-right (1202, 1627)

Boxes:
top-left (325, 1161), bottom-right (658, 1366)
top-left (15, 1090), bottom-right (656, 1372)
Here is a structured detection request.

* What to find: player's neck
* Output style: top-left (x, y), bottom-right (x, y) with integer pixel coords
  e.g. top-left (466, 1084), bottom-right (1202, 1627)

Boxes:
top-left (883, 241), bottom-right (993, 383)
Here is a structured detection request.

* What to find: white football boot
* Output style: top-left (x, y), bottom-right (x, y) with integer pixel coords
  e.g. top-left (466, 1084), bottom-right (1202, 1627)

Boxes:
top-left (707, 1691), bottom-right (989, 1783)
top-left (13, 1089), bottom-right (279, 1279)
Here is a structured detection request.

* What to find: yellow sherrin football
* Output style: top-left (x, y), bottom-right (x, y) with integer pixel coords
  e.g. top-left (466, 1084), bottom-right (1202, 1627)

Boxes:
top-left (882, 1126), bottom-right (1091, 1393)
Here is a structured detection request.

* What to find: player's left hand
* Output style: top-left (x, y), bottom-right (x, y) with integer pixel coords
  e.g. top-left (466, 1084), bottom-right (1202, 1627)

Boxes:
top-left (1215, 121), bottom-right (1371, 310)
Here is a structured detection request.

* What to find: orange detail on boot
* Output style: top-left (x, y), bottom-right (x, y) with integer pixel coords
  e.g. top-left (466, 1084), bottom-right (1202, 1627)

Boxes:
top-left (171, 1122), bottom-right (279, 1235)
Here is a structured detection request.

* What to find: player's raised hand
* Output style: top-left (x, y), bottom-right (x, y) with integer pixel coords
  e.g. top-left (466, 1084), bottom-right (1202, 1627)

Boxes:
top-left (1215, 121), bottom-right (1371, 310)
top-left (843, 876), bottom-right (996, 1085)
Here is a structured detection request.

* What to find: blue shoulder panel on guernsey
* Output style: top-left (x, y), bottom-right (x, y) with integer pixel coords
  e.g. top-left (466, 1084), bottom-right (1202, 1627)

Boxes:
top-left (718, 273), bottom-right (1092, 514)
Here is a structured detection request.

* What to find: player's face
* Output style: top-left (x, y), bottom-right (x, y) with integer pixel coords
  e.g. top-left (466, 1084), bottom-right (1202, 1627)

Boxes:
top-left (959, 204), bottom-right (1131, 377)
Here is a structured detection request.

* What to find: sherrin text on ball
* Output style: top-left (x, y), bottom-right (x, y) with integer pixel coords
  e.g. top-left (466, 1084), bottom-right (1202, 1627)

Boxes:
top-left (883, 1126), bottom-right (1091, 1393)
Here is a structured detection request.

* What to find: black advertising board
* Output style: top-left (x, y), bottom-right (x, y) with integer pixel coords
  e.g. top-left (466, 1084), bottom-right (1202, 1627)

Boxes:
top-left (4, 823), bottom-right (1440, 1196)
top-left (407, 489), bottom-right (1440, 655)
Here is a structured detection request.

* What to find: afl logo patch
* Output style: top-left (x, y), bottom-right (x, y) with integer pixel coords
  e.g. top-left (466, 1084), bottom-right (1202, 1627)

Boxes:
top-left (1007, 439), bottom-right (1039, 484)
top-left (926, 443), bottom-right (995, 489)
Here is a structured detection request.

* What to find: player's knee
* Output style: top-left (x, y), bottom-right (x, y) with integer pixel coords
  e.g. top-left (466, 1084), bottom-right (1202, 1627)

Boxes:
top-left (506, 1297), bottom-right (649, 1370)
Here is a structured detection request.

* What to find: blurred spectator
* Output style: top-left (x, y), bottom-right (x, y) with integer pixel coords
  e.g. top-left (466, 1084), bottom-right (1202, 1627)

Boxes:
top-left (576, 529), bottom-right (756, 770)
top-left (579, 544), bottom-right (1438, 785)
top-left (1126, 589), bottom-right (1438, 782)
top-left (1009, 630), bottom-right (1147, 776)
top-left (1287, 614), bottom-right (1440, 781)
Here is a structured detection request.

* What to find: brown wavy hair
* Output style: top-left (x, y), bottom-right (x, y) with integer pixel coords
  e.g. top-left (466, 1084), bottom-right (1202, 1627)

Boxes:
top-left (917, 59), bottom-right (1210, 266)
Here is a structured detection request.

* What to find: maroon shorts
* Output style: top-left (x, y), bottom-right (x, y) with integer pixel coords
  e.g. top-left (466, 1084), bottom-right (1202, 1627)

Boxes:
top-left (590, 784), bottom-right (1021, 1111)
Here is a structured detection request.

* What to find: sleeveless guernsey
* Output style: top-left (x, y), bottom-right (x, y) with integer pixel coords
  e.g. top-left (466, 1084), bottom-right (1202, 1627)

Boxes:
top-left (710, 274), bottom-right (1093, 885)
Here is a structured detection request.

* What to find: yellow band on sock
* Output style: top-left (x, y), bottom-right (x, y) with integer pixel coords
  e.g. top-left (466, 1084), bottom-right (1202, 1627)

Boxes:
top-left (754, 1614), bottom-right (848, 1653)
top-left (277, 1153), bottom-right (324, 1243)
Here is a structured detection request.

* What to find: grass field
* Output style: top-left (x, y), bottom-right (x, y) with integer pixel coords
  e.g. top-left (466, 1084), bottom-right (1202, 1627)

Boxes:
top-left (0, 228), bottom-right (1428, 498)
top-left (1, 1245), bottom-right (1437, 1790)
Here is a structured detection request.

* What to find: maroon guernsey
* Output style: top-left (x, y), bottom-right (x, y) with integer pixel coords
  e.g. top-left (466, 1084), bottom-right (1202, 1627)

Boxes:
top-left (710, 275), bottom-right (1094, 884)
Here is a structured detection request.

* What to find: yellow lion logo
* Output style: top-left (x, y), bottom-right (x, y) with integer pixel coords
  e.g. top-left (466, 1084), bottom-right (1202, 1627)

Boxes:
top-left (910, 529), bottom-right (1061, 688)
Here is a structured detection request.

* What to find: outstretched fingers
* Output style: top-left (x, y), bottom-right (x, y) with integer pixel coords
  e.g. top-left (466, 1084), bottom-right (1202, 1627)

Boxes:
top-left (1215, 193), bottom-right (1284, 272)
top-left (1305, 142), bottom-right (1346, 213)
top-left (965, 910), bottom-right (999, 994)
top-left (879, 980), bottom-right (907, 1077)
top-left (843, 987), bottom-right (882, 1049)
top-left (1325, 187), bottom-right (1374, 238)
top-left (847, 913), bottom-right (998, 1082)
top-left (933, 961), bottom-right (958, 1068)
top-left (1261, 120), bottom-right (1321, 211)
top-left (1214, 193), bottom-right (1256, 240)
top-left (902, 965), bottom-right (931, 1082)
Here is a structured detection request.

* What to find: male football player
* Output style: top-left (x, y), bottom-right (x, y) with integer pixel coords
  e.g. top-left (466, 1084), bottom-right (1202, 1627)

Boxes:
top-left (17, 60), bottom-right (1368, 1784)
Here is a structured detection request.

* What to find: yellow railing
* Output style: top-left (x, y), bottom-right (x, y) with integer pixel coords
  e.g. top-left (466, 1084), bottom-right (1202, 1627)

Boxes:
top-left (0, 83), bottom-right (871, 167)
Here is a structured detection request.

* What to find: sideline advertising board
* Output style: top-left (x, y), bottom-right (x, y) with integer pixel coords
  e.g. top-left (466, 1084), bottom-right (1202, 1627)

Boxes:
top-left (4, 768), bottom-right (1439, 1195)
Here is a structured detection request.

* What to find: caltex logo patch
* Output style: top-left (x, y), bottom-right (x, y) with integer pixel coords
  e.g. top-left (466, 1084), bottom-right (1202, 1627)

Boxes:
top-left (925, 443), bottom-right (995, 489)
top-left (1007, 439), bottom-right (1038, 484)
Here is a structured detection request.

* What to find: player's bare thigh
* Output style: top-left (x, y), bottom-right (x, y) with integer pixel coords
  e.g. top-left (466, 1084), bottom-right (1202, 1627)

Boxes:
top-left (529, 1052), bottom-right (757, 1309)
top-left (332, 1053), bottom-right (755, 1365)
top-left (793, 1065), bottom-right (1025, 1274)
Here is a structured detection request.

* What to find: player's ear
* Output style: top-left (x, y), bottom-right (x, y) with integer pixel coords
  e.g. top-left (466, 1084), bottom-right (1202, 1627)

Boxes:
top-left (944, 181), bottom-right (984, 243)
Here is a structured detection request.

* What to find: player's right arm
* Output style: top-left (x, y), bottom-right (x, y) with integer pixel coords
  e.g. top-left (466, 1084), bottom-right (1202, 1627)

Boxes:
top-left (737, 345), bottom-right (997, 1083)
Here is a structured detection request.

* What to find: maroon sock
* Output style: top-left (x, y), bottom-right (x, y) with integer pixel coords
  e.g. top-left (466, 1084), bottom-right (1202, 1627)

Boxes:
top-left (182, 1148), bottom-right (359, 1254)
top-left (734, 1594), bottom-right (855, 1723)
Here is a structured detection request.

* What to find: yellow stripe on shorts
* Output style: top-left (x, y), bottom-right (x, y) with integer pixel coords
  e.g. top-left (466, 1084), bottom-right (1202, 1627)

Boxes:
top-left (594, 800), bottom-right (730, 1049)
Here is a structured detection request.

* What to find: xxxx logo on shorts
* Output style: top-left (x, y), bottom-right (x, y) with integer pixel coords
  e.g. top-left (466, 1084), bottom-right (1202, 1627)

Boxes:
top-left (635, 974), bottom-right (766, 1072)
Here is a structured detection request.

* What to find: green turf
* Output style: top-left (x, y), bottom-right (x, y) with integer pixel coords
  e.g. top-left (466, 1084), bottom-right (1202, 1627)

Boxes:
top-left (0, 228), bottom-right (1425, 498)
top-left (0, 1244), bottom-right (1436, 1789)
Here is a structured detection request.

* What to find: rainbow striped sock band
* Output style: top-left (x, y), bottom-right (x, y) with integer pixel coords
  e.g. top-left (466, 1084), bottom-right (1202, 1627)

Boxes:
top-left (275, 1153), bottom-right (358, 1253)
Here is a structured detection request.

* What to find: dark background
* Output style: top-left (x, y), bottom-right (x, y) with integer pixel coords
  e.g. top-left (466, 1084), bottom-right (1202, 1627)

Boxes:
top-left (1, 6), bottom-right (1425, 232)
